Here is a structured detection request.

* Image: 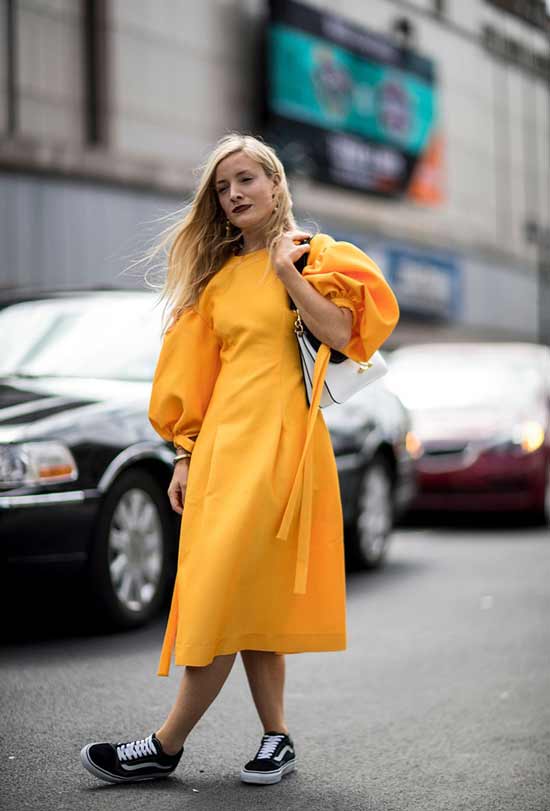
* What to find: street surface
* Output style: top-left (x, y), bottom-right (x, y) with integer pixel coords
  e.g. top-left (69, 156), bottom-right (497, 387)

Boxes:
top-left (2, 524), bottom-right (549, 811)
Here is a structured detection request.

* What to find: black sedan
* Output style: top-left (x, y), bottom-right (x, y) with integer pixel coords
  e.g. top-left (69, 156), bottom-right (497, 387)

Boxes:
top-left (0, 291), bottom-right (415, 629)
top-left (324, 377), bottom-right (417, 568)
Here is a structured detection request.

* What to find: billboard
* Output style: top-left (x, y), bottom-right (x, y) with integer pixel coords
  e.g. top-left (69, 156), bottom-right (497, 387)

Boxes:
top-left (264, 0), bottom-right (444, 202)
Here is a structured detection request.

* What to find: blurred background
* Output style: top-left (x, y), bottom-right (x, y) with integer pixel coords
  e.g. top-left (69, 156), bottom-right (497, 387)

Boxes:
top-left (1, 3), bottom-right (549, 608)
top-left (1, 5), bottom-right (550, 808)
top-left (0, 0), bottom-right (549, 625)
top-left (0, 0), bottom-right (549, 347)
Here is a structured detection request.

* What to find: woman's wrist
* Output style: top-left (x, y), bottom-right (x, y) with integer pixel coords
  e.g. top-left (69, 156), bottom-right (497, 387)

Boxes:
top-left (173, 446), bottom-right (192, 464)
top-left (274, 261), bottom-right (297, 281)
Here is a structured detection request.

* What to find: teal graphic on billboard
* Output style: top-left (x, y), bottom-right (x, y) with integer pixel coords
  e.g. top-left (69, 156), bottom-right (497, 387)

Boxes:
top-left (264, 0), bottom-right (443, 200)
top-left (270, 24), bottom-right (435, 154)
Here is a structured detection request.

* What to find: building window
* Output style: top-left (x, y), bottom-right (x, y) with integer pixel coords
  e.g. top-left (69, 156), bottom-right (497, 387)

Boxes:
top-left (83, 0), bottom-right (108, 146)
top-left (484, 0), bottom-right (550, 32)
top-left (17, 0), bottom-right (85, 144)
top-left (2, 0), bottom-right (17, 135)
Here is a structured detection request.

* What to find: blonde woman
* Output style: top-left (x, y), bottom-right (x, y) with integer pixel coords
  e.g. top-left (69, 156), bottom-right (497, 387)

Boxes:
top-left (80, 133), bottom-right (399, 786)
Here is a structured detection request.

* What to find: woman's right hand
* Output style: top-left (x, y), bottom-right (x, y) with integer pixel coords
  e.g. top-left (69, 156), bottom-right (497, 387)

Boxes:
top-left (272, 229), bottom-right (312, 278)
top-left (167, 460), bottom-right (189, 515)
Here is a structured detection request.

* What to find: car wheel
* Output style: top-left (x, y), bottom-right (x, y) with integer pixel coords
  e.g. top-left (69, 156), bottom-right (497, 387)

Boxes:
top-left (352, 456), bottom-right (394, 569)
top-left (88, 468), bottom-right (175, 629)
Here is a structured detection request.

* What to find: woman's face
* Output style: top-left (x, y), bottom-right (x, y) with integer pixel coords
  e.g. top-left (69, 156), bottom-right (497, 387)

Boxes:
top-left (215, 151), bottom-right (278, 233)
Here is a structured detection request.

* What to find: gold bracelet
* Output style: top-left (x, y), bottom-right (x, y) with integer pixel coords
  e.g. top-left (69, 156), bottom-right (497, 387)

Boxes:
top-left (173, 451), bottom-right (191, 463)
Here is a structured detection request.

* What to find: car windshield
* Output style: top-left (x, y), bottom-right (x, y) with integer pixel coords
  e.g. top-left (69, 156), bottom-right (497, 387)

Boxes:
top-left (387, 347), bottom-right (544, 411)
top-left (0, 294), bottom-right (166, 382)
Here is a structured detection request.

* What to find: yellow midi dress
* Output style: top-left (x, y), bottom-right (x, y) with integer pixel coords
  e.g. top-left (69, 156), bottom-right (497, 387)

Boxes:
top-left (148, 233), bottom-right (399, 674)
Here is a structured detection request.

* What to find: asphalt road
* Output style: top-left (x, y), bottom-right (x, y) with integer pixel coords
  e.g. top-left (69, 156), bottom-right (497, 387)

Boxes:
top-left (2, 523), bottom-right (549, 811)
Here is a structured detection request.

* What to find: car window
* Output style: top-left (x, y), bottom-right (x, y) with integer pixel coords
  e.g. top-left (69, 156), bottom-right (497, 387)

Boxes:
top-left (0, 301), bottom-right (71, 374)
top-left (0, 295), bottom-right (165, 381)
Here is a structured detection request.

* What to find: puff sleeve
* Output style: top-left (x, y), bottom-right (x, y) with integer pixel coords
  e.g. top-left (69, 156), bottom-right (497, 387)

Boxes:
top-left (302, 234), bottom-right (400, 362)
top-left (148, 307), bottom-right (221, 452)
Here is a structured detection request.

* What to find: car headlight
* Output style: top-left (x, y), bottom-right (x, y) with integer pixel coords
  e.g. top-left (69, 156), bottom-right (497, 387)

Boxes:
top-left (0, 442), bottom-right (78, 487)
top-left (515, 421), bottom-right (545, 454)
top-left (491, 421), bottom-right (545, 455)
top-left (405, 431), bottom-right (424, 459)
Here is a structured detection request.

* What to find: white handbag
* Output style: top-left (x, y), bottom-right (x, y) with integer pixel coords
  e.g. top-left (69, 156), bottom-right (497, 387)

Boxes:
top-left (289, 239), bottom-right (388, 409)
top-left (293, 308), bottom-right (388, 408)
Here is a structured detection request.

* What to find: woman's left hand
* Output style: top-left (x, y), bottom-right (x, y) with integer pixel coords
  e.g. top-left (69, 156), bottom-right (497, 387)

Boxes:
top-left (272, 230), bottom-right (312, 278)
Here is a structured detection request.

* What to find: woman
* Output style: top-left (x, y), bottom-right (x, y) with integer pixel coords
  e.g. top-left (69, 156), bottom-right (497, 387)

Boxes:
top-left (80, 133), bottom-right (399, 786)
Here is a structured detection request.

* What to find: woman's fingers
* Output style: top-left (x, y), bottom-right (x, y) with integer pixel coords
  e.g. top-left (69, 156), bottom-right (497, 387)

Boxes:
top-left (272, 231), bottom-right (312, 276)
top-left (168, 476), bottom-right (186, 514)
top-left (168, 489), bottom-right (182, 515)
top-left (289, 242), bottom-right (311, 261)
top-left (287, 229), bottom-right (312, 241)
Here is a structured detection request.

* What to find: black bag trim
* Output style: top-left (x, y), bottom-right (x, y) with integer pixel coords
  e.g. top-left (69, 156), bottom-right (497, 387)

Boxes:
top-left (288, 238), bottom-right (348, 365)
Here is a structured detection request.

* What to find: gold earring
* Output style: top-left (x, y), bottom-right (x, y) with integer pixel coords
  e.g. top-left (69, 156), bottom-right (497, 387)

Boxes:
top-left (225, 219), bottom-right (231, 237)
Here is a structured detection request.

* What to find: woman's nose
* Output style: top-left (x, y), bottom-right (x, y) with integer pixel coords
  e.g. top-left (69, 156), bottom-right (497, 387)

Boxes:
top-left (229, 187), bottom-right (243, 201)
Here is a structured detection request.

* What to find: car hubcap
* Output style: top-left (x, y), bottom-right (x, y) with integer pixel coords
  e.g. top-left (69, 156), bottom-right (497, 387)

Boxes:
top-left (357, 465), bottom-right (392, 562)
top-left (108, 488), bottom-right (163, 613)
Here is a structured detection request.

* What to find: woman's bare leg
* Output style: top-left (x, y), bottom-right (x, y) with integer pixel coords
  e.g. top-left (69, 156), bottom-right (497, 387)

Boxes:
top-left (155, 652), bottom-right (237, 754)
top-left (240, 650), bottom-right (289, 734)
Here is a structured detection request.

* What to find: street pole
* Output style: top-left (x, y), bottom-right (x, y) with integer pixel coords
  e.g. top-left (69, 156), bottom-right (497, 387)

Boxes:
top-left (540, 238), bottom-right (550, 345)
top-left (525, 220), bottom-right (550, 345)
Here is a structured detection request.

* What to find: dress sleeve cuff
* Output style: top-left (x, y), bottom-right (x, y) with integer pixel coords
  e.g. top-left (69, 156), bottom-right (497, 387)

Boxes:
top-left (173, 435), bottom-right (196, 453)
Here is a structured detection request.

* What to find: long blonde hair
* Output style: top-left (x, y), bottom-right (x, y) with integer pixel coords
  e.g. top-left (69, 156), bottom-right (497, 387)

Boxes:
top-left (141, 133), bottom-right (299, 332)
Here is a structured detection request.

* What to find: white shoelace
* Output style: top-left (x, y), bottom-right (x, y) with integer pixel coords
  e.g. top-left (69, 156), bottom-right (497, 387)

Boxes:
top-left (116, 734), bottom-right (158, 762)
top-left (256, 734), bottom-right (285, 760)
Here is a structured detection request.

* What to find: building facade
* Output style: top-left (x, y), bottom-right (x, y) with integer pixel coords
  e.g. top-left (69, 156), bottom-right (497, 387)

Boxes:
top-left (1, 0), bottom-right (549, 345)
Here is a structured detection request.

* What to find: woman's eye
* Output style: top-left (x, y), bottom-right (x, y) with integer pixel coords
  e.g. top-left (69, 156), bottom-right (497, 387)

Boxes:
top-left (217, 177), bottom-right (252, 195)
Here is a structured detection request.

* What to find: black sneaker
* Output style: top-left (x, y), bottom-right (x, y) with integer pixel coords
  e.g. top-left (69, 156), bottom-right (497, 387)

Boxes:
top-left (240, 731), bottom-right (296, 784)
top-left (80, 732), bottom-right (183, 784)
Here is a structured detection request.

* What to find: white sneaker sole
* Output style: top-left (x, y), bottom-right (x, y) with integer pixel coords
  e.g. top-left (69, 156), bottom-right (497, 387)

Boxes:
top-left (240, 758), bottom-right (296, 785)
top-left (80, 744), bottom-right (175, 784)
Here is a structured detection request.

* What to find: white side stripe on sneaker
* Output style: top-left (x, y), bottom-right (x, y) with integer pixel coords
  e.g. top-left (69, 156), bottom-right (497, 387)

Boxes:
top-left (273, 745), bottom-right (294, 762)
top-left (120, 761), bottom-right (174, 771)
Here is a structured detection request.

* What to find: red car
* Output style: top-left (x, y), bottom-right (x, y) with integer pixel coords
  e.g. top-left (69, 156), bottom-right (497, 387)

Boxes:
top-left (385, 342), bottom-right (550, 523)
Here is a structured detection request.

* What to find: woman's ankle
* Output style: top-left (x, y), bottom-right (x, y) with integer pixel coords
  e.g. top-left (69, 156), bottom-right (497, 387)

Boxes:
top-left (264, 726), bottom-right (289, 736)
top-left (155, 729), bottom-right (186, 755)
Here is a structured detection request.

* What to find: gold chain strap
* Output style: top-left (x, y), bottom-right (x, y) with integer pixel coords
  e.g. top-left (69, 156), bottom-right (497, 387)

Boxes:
top-left (293, 308), bottom-right (304, 336)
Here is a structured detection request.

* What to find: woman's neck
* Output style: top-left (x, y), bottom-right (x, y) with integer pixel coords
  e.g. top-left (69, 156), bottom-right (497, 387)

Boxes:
top-left (238, 228), bottom-right (267, 255)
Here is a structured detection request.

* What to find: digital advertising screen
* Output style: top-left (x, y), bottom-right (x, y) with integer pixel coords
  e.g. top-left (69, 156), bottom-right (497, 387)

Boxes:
top-left (263, 0), bottom-right (444, 202)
